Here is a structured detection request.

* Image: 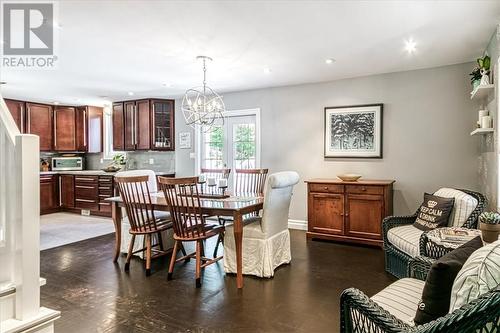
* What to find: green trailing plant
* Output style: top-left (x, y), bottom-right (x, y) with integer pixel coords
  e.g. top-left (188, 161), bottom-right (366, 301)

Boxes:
top-left (479, 211), bottom-right (500, 225)
top-left (112, 153), bottom-right (126, 166)
top-left (469, 67), bottom-right (481, 83)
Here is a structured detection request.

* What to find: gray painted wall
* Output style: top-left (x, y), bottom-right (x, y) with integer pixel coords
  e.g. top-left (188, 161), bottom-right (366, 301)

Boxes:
top-left (478, 25), bottom-right (500, 210)
top-left (175, 62), bottom-right (480, 222)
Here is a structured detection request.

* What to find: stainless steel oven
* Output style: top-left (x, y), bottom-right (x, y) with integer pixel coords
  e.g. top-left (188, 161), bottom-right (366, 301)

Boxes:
top-left (51, 157), bottom-right (83, 171)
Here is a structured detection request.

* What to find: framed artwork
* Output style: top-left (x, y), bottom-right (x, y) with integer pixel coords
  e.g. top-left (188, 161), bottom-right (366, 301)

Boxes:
top-left (324, 103), bottom-right (383, 158)
top-left (179, 132), bottom-right (192, 149)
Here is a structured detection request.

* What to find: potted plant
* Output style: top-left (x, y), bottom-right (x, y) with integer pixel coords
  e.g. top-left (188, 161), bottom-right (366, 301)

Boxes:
top-left (470, 55), bottom-right (491, 89)
top-left (479, 211), bottom-right (500, 243)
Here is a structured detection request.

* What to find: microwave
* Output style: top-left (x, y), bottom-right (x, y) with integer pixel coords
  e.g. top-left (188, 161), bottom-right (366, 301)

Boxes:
top-left (52, 157), bottom-right (83, 171)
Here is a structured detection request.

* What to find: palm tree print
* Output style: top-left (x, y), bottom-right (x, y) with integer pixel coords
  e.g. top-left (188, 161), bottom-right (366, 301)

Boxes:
top-left (330, 112), bottom-right (375, 150)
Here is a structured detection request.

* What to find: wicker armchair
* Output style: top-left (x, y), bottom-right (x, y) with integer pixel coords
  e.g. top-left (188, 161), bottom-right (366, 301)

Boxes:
top-left (383, 188), bottom-right (486, 278)
top-left (340, 256), bottom-right (500, 333)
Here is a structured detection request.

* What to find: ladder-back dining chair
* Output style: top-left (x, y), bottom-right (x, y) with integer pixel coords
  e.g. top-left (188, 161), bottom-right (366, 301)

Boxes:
top-left (115, 175), bottom-right (174, 276)
top-left (158, 176), bottom-right (225, 288)
top-left (213, 168), bottom-right (269, 257)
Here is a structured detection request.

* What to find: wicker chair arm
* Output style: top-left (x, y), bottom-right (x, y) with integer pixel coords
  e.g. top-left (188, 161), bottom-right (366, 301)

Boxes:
top-left (382, 212), bottom-right (418, 244)
top-left (340, 288), bottom-right (412, 333)
top-left (408, 256), bottom-right (434, 281)
top-left (413, 286), bottom-right (500, 333)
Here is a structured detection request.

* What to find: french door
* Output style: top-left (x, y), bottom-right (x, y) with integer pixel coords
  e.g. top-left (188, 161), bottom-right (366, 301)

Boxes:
top-left (200, 113), bottom-right (260, 172)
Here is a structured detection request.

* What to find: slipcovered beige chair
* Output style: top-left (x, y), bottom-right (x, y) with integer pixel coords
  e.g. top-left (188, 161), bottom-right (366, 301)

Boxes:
top-left (223, 171), bottom-right (300, 278)
top-left (116, 170), bottom-right (174, 259)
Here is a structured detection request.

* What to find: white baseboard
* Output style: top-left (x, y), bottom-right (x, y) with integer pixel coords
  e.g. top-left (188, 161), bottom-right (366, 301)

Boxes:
top-left (288, 219), bottom-right (307, 231)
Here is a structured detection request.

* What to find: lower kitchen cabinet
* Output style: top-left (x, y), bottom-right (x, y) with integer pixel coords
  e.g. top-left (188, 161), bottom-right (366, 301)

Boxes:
top-left (59, 175), bottom-right (75, 208)
top-left (40, 175), bottom-right (59, 215)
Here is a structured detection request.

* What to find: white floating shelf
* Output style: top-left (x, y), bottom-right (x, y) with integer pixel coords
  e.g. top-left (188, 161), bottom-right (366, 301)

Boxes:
top-left (470, 128), bottom-right (494, 136)
top-left (470, 84), bottom-right (495, 100)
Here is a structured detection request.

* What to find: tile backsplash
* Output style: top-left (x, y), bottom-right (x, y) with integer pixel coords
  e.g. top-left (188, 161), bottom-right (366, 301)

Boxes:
top-left (86, 151), bottom-right (175, 173)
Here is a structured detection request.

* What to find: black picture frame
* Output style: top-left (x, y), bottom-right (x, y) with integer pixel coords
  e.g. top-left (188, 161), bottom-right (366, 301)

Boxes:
top-left (324, 103), bottom-right (383, 158)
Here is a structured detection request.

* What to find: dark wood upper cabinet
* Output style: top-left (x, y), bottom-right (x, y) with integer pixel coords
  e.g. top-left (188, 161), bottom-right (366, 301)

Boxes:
top-left (151, 99), bottom-right (175, 151)
top-left (124, 101), bottom-right (136, 151)
top-left (75, 106), bottom-right (87, 152)
top-left (112, 103), bottom-right (125, 151)
top-left (26, 102), bottom-right (53, 151)
top-left (111, 98), bottom-right (175, 152)
top-left (87, 106), bottom-right (103, 153)
top-left (5, 99), bottom-right (25, 132)
top-left (136, 99), bottom-right (151, 150)
top-left (54, 106), bottom-right (76, 151)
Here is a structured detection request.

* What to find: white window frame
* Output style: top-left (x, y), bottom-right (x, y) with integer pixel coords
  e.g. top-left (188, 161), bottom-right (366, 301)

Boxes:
top-left (195, 108), bottom-right (261, 174)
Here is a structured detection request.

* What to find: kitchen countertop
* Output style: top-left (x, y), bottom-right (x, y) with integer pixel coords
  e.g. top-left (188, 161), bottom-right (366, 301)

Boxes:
top-left (40, 170), bottom-right (175, 176)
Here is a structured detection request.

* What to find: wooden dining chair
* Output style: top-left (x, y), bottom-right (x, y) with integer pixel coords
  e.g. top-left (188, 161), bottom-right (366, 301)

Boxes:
top-left (158, 176), bottom-right (225, 288)
top-left (213, 168), bottom-right (269, 257)
top-left (234, 168), bottom-right (269, 196)
top-left (115, 175), bottom-right (174, 276)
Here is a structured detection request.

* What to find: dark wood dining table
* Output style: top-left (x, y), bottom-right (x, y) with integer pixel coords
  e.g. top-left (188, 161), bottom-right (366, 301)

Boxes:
top-left (105, 192), bottom-right (264, 289)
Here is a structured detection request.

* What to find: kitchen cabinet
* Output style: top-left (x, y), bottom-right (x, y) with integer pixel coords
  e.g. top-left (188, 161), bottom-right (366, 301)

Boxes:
top-left (151, 99), bottom-right (175, 150)
top-left (40, 174), bottom-right (59, 215)
top-left (60, 175), bottom-right (75, 208)
top-left (113, 99), bottom-right (175, 151)
top-left (98, 176), bottom-right (114, 215)
top-left (5, 99), bottom-right (25, 132)
top-left (74, 175), bottom-right (99, 211)
top-left (26, 102), bottom-right (53, 151)
top-left (306, 179), bottom-right (394, 247)
top-left (75, 106), bottom-right (87, 152)
top-left (124, 101), bottom-right (136, 150)
top-left (54, 106), bottom-right (76, 151)
top-left (112, 103), bottom-right (125, 151)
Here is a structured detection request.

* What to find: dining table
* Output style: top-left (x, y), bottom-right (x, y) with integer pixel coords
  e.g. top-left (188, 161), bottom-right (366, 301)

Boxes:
top-left (105, 192), bottom-right (264, 289)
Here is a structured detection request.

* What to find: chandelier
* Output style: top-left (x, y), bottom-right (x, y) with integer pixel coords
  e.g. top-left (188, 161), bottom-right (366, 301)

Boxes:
top-left (182, 56), bottom-right (225, 131)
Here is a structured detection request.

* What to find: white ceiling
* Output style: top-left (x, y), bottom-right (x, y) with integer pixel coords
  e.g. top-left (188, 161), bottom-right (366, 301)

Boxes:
top-left (1, 0), bottom-right (499, 106)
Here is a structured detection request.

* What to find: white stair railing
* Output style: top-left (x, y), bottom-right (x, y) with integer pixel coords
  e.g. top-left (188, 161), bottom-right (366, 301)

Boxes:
top-left (0, 95), bottom-right (59, 332)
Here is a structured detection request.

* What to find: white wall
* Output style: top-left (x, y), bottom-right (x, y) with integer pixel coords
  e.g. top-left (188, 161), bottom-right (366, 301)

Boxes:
top-left (176, 62), bottom-right (480, 222)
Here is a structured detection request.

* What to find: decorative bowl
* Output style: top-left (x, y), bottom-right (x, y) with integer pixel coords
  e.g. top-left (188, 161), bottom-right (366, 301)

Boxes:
top-left (337, 173), bottom-right (362, 182)
top-left (102, 165), bottom-right (122, 173)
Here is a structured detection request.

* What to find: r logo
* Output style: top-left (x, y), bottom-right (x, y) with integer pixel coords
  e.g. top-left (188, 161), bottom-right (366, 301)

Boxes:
top-left (3, 3), bottom-right (54, 55)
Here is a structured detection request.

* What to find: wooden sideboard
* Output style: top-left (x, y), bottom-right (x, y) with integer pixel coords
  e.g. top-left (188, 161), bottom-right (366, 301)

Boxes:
top-left (306, 179), bottom-right (395, 247)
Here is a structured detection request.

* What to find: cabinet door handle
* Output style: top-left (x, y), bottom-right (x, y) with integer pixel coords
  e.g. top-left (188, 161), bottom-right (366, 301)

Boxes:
top-left (76, 185), bottom-right (95, 189)
top-left (75, 177), bottom-right (94, 181)
top-left (83, 109), bottom-right (87, 147)
top-left (53, 109), bottom-right (57, 148)
top-left (59, 177), bottom-right (62, 206)
top-left (76, 198), bottom-right (96, 203)
top-left (323, 186), bottom-right (328, 190)
top-left (340, 212), bottom-right (344, 216)
top-left (361, 187), bottom-right (366, 191)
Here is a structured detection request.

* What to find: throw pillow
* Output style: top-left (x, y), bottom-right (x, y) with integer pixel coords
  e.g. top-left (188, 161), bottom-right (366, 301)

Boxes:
top-left (414, 193), bottom-right (455, 231)
top-left (413, 236), bottom-right (483, 325)
top-left (449, 239), bottom-right (500, 312)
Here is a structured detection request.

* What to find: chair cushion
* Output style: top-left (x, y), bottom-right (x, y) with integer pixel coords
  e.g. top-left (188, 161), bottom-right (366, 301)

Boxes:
top-left (413, 193), bottom-right (455, 231)
top-left (387, 225), bottom-right (424, 257)
top-left (414, 236), bottom-right (483, 325)
top-left (449, 239), bottom-right (500, 312)
top-left (371, 278), bottom-right (425, 325)
top-left (433, 188), bottom-right (478, 227)
top-left (225, 216), bottom-right (265, 239)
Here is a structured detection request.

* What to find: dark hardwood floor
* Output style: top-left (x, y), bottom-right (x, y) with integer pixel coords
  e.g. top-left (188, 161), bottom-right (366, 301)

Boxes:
top-left (40, 230), bottom-right (395, 333)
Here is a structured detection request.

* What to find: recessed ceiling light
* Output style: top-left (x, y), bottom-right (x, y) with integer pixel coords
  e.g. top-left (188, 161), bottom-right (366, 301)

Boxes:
top-left (53, 101), bottom-right (60, 105)
top-left (325, 58), bottom-right (335, 64)
top-left (0, 81), bottom-right (6, 85)
top-left (127, 92), bottom-right (134, 96)
top-left (405, 39), bottom-right (417, 54)
top-left (263, 68), bottom-right (272, 74)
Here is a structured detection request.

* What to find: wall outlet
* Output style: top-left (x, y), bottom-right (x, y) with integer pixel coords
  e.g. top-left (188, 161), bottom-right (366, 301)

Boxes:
top-left (81, 210), bottom-right (91, 216)
top-left (100, 158), bottom-right (104, 164)
top-left (149, 158), bottom-right (154, 165)
top-left (189, 152), bottom-right (196, 159)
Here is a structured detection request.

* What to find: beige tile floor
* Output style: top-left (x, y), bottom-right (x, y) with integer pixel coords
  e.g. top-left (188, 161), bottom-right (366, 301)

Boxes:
top-left (40, 213), bottom-right (115, 250)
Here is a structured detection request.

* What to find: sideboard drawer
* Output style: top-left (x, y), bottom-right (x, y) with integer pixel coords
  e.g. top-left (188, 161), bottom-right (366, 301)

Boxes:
top-left (309, 183), bottom-right (344, 194)
top-left (346, 185), bottom-right (384, 195)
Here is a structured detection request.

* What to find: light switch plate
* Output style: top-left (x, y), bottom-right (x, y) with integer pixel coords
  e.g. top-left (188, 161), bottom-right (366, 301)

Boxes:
top-left (149, 158), bottom-right (154, 165)
top-left (81, 210), bottom-right (90, 216)
top-left (189, 152), bottom-right (196, 159)
top-left (100, 158), bottom-right (104, 164)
